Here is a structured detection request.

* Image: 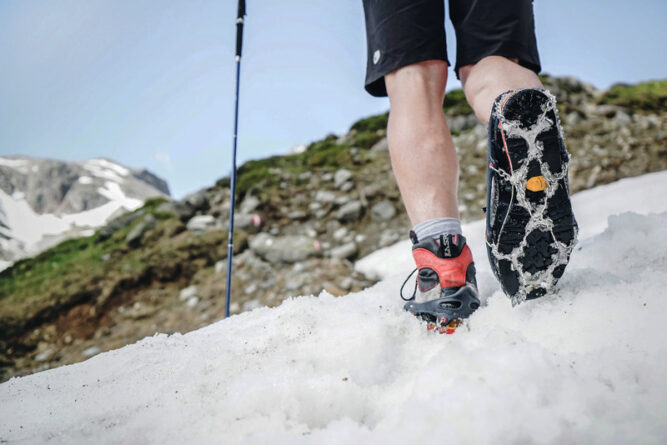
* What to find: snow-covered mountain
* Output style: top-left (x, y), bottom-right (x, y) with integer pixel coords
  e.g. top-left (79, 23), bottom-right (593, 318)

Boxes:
top-left (1, 171), bottom-right (666, 444)
top-left (0, 156), bottom-right (169, 270)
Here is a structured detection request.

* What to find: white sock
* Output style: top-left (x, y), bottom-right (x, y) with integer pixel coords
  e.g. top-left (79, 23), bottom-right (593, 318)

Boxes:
top-left (412, 217), bottom-right (462, 242)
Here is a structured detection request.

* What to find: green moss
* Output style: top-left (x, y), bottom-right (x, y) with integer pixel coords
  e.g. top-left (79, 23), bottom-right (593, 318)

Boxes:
top-left (599, 80), bottom-right (667, 111)
top-left (0, 237), bottom-right (107, 310)
top-left (350, 113), bottom-right (389, 133)
top-left (352, 132), bottom-right (383, 149)
top-left (236, 162), bottom-right (277, 197)
top-left (143, 197), bottom-right (168, 210)
top-left (303, 140), bottom-right (351, 167)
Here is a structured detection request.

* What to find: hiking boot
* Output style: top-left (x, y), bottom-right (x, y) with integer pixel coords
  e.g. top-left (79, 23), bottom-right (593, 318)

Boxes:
top-left (402, 232), bottom-right (480, 334)
top-left (485, 88), bottom-right (578, 304)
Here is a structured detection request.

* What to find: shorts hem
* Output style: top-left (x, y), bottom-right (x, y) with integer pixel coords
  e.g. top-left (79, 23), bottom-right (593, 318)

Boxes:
top-left (454, 42), bottom-right (541, 80)
top-left (365, 51), bottom-right (451, 98)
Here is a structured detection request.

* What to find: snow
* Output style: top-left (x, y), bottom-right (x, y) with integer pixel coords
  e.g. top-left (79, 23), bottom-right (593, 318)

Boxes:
top-left (357, 170), bottom-right (667, 281)
top-left (0, 158), bottom-right (29, 168)
top-left (0, 158), bottom-right (30, 174)
top-left (0, 182), bottom-right (142, 263)
top-left (1, 172), bottom-right (667, 444)
top-left (81, 158), bottom-right (130, 183)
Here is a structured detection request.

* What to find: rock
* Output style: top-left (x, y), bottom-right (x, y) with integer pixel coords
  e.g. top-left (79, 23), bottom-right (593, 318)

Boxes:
top-left (231, 213), bottom-right (261, 232)
top-left (370, 137), bottom-right (388, 152)
top-left (309, 202), bottom-right (322, 214)
top-left (330, 242), bottom-right (358, 260)
top-left (362, 183), bottom-right (384, 198)
top-left (614, 110), bottom-right (632, 127)
top-left (249, 233), bottom-right (322, 264)
top-left (334, 195), bottom-right (351, 206)
top-left (380, 229), bottom-right (401, 247)
top-left (305, 227), bottom-right (318, 238)
top-left (334, 169), bottom-right (354, 189)
top-left (183, 189), bottom-right (209, 212)
top-left (98, 209), bottom-right (145, 241)
top-left (314, 190), bottom-right (336, 204)
top-left (285, 275), bottom-right (304, 291)
top-left (447, 114), bottom-right (478, 133)
top-left (288, 210), bottom-right (307, 220)
top-left (34, 347), bottom-right (55, 363)
top-left (242, 300), bottom-right (262, 312)
top-left (125, 302), bottom-right (156, 320)
top-left (298, 171), bottom-right (312, 181)
top-left (333, 227), bottom-right (348, 241)
top-left (214, 260), bottom-right (226, 274)
top-left (186, 215), bottom-right (216, 232)
top-left (179, 285), bottom-right (198, 301)
top-left (156, 201), bottom-right (192, 221)
top-left (322, 173), bottom-right (334, 182)
top-left (565, 111), bottom-right (583, 126)
top-left (186, 296), bottom-right (199, 308)
top-left (473, 124), bottom-right (487, 138)
top-left (336, 129), bottom-right (357, 145)
top-left (125, 214), bottom-right (156, 248)
top-left (240, 195), bottom-right (261, 213)
top-left (81, 346), bottom-right (101, 358)
top-left (370, 199), bottom-right (396, 221)
top-left (125, 214), bottom-right (157, 247)
top-left (340, 277), bottom-right (353, 290)
top-left (339, 182), bottom-right (354, 192)
top-left (336, 200), bottom-right (364, 222)
top-left (596, 104), bottom-right (623, 117)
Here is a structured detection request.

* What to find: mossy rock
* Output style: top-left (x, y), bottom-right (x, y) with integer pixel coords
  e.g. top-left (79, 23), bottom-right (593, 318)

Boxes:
top-left (599, 80), bottom-right (667, 112)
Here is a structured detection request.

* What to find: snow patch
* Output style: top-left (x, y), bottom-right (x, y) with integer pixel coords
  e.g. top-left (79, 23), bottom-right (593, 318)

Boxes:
top-left (357, 170), bottom-right (667, 281)
top-left (0, 158), bottom-right (30, 174)
top-left (1, 173), bottom-right (667, 443)
top-left (0, 182), bottom-right (142, 263)
top-left (82, 158), bottom-right (130, 183)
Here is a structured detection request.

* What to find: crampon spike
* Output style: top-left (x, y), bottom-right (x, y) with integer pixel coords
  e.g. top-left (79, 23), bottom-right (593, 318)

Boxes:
top-left (423, 316), bottom-right (461, 335)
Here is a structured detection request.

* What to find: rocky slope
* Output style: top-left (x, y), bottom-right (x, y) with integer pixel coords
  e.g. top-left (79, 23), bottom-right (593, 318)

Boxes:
top-left (0, 157), bottom-right (169, 270)
top-left (0, 76), bottom-right (665, 382)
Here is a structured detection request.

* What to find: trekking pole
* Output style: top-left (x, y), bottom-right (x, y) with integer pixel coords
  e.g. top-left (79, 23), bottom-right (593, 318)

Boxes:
top-left (225, 0), bottom-right (246, 318)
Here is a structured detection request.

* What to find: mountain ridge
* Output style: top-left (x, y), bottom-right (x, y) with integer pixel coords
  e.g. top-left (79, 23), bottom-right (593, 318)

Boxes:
top-left (0, 156), bottom-right (170, 270)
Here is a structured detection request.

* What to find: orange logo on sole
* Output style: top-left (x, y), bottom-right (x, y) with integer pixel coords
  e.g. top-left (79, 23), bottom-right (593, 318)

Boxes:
top-left (526, 175), bottom-right (547, 192)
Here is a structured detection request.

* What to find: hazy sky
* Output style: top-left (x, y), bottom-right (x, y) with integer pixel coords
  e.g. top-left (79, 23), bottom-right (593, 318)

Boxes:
top-left (1, 0), bottom-right (665, 198)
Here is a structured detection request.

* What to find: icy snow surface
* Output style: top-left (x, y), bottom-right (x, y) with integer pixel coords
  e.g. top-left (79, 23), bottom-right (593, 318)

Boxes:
top-left (1, 172), bottom-right (667, 444)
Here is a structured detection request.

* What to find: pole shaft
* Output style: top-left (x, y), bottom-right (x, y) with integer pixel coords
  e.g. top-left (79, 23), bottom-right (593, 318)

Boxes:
top-left (225, 3), bottom-right (245, 318)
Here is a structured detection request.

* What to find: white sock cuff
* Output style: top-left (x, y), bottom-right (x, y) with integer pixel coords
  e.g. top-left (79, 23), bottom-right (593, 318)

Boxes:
top-left (412, 217), bottom-right (462, 241)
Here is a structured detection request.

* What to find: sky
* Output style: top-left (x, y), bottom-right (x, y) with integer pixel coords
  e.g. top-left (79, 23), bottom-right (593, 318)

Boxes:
top-left (1, 0), bottom-right (665, 199)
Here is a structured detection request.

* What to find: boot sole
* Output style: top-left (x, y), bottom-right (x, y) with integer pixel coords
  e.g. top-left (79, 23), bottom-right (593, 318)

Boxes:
top-left (486, 89), bottom-right (578, 304)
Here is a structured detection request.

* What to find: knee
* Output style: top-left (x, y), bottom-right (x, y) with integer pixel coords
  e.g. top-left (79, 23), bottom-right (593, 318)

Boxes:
top-left (385, 60), bottom-right (448, 105)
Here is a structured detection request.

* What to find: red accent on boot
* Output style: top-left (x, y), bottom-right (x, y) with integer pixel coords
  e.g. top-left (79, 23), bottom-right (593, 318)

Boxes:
top-left (412, 245), bottom-right (473, 289)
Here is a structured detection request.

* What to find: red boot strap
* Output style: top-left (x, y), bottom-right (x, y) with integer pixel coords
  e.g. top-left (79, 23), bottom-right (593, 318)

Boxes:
top-left (412, 245), bottom-right (472, 288)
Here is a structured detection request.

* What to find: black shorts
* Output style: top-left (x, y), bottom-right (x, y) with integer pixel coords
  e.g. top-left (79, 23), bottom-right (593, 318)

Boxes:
top-left (362, 0), bottom-right (541, 97)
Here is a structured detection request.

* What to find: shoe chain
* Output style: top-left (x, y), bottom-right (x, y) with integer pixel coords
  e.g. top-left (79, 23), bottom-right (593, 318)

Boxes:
top-left (487, 90), bottom-right (578, 305)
